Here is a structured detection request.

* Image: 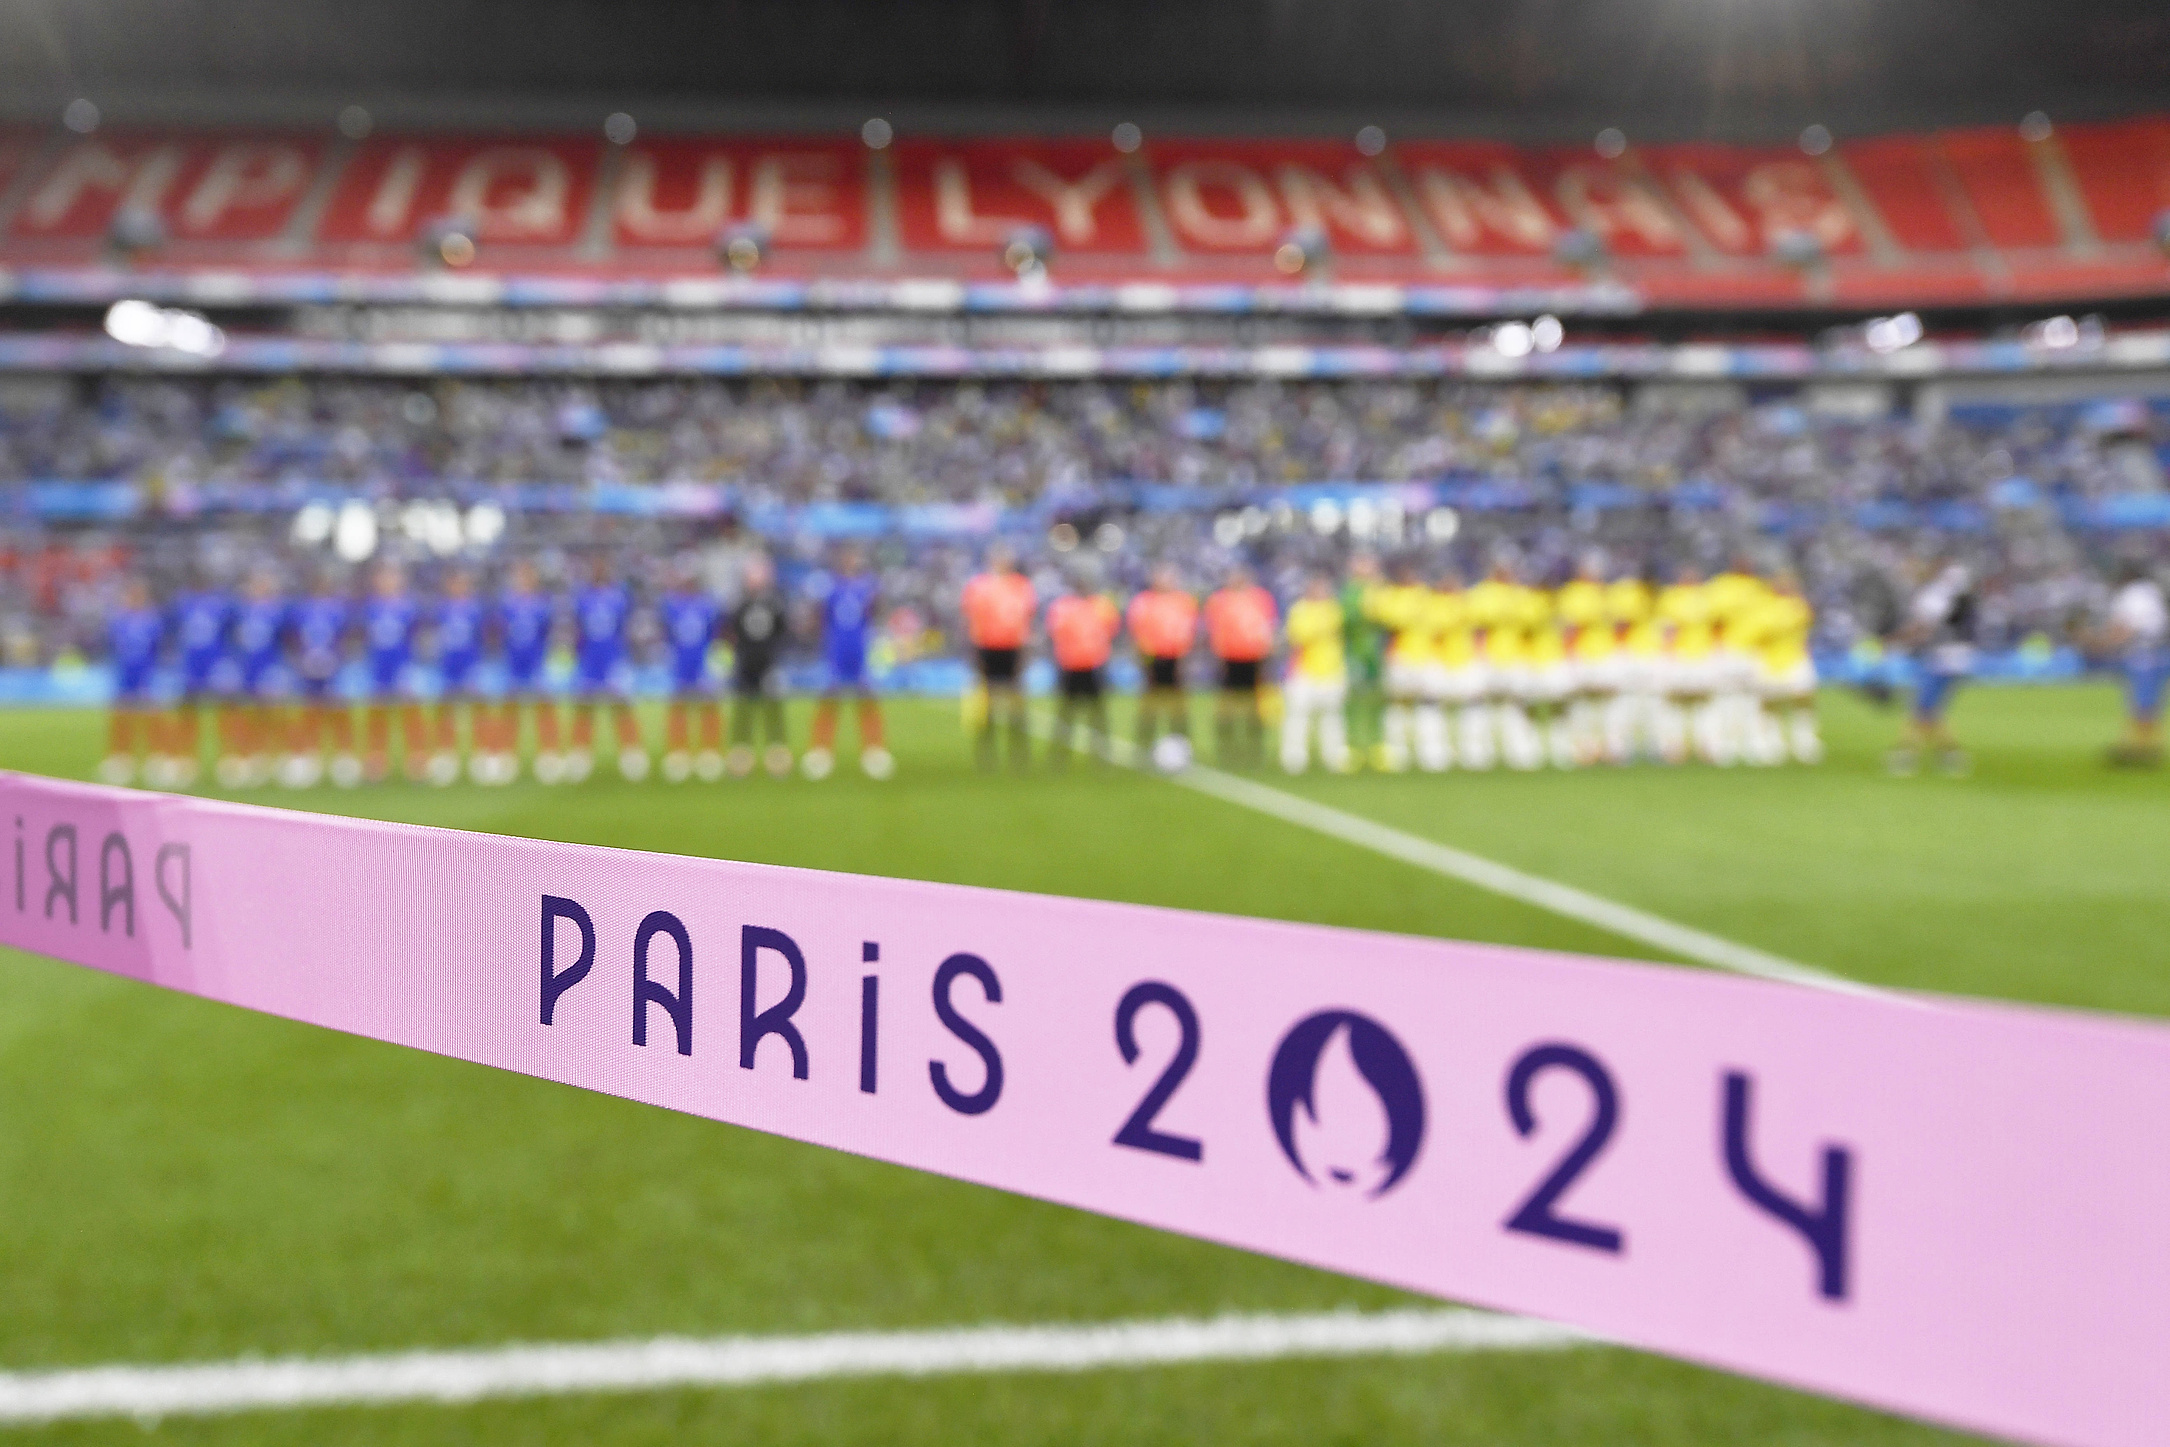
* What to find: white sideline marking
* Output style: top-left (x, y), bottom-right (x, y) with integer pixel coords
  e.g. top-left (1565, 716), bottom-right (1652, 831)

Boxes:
top-left (0, 1309), bottom-right (1586, 1425)
top-left (1076, 726), bottom-right (1860, 993)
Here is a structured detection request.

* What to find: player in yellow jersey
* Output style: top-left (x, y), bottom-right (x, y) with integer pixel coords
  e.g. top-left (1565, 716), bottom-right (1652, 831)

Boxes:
top-left (1280, 572), bottom-right (1352, 774)
top-left (1366, 559), bottom-right (1433, 773)
top-left (1706, 557), bottom-right (1770, 767)
top-left (1603, 567), bottom-right (1659, 762)
top-left (1655, 564), bottom-right (1719, 764)
top-left (1419, 570), bottom-right (1475, 771)
top-left (1746, 570), bottom-right (1822, 765)
top-left (1522, 583), bottom-right (1576, 768)
top-left (1463, 560), bottom-right (1533, 770)
top-left (1555, 555), bottom-right (1614, 766)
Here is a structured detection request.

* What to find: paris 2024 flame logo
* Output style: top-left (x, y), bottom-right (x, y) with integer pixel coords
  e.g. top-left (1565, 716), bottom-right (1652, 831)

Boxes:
top-left (1267, 1011), bottom-right (1426, 1198)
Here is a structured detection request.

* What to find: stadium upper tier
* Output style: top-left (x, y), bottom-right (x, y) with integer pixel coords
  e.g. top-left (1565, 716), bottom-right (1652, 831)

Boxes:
top-left (0, 118), bottom-right (2166, 312)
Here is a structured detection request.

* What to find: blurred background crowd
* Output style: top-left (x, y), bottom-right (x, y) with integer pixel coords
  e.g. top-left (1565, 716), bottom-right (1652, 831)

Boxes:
top-left (1, 374), bottom-right (2164, 683)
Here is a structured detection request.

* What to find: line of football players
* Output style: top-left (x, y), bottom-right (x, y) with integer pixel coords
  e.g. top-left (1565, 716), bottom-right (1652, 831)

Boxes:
top-left (99, 548), bottom-right (893, 790)
top-left (952, 549), bottom-right (1822, 775)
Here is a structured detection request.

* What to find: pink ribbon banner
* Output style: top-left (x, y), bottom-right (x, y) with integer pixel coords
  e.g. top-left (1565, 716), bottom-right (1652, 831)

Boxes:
top-left (3, 771), bottom-right (2166, 1445)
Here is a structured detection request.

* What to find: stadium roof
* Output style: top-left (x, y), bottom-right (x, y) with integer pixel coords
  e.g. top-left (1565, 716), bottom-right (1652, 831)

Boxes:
top-left (1, 0), bottom-right (2167, 141)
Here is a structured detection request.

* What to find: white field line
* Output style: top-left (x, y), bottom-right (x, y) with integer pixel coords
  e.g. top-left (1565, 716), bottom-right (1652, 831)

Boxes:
top-left (1067, 724), bottom-right (1863, 994)
top-left (0, 1309), bottom-right (1587, 1426)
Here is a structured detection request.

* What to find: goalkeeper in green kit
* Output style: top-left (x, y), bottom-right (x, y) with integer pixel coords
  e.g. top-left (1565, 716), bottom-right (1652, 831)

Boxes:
top-left (1341, 550), bottom-right (1388, 769)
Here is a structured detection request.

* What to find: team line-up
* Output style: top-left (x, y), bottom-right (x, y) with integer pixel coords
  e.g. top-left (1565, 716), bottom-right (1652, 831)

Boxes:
top-left (93, 543), bottom-right (1824, 788)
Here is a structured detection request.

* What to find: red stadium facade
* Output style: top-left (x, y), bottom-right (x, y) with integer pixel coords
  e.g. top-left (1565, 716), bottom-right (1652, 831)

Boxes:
top-left (0, 119), bottom-right (2166, 309)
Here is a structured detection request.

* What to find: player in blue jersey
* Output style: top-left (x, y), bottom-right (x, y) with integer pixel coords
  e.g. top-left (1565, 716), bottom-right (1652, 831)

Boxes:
top-left (101, 578), bottom-right (167, 787)
top-left (360, 562), bottom-right (427, 783)
top-left (283, 571), bottom-right (356, 788)
top-left (657, 563), bottom-right (723, 783)
top-left (567, 556), bottom-right (647, 782)
top-left (219, 568), bottom-right (292, 789)
top-left (493, 558), bottom-right (560, 784)
top-left (803, 544), bottom-right (891, 780)
top-left (428, 568), bottom-right (492, 786)
top-left (168, 576), bottom-right (233, 788)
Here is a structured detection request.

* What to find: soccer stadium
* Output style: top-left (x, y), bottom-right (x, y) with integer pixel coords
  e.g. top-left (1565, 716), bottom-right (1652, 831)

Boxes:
top-left (1, 1), bottom-right (2168, 1443)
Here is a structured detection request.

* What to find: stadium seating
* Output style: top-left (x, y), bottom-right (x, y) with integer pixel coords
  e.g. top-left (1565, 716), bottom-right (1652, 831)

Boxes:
top-left (0, 120), bottom-right (2164, 304)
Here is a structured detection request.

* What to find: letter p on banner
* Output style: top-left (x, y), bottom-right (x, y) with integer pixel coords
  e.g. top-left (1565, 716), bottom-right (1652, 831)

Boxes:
top-left (3, 770), bottom-right (2168, 1447)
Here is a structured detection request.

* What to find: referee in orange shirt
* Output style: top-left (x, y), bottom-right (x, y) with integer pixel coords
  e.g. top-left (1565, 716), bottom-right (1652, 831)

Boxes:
top-left (1045, 571), bottom-right (1121, 766)
top-left (1126, 563), bottom-right (1199, 761)
top-left (961, 543), bottom-right (1037, 770)
top-left (1205, 564), bottom-right (1279, 767)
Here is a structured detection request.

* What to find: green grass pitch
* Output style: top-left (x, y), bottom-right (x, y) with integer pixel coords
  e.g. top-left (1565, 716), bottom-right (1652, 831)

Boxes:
top-left (0, 683), bottom-right (2163, 1445)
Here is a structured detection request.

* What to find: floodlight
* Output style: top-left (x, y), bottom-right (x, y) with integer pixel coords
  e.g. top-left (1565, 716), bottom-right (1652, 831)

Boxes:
top-left (419, 216), bottom-right (478, 269)
top-left (1002, 224), bottom-right (1054, 278)
top-left (717, 221), bottom-right (771, 273)
top-left (1273, 225), bottom-right (1329, 277)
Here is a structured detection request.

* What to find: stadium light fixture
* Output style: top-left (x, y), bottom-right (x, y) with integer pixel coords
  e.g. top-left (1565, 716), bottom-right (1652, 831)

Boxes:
top-left (419, 216), bottom-right (478, 269)
top-left (2019, 111), bottom-right (2053, 143)
top-left (1798, 125), bottom-right (1833, 157)
top-left (332, 501), bottom-right (378, 563)
top-left (1212, 513), bottom-right (1244, 547)
top-left (1355, 126), bottom-right (1386, 157)
top-left (1002, 224), bottom-right (1054, 278)
top-left (106, 206), bottom-right (166, 261)
top-left (1425, 507), bottom-right (1460, 542)
top-left (1864, 312), bottom-right (1924, 354)
top-left (716, 221), bottom-right (771, 273)
top-left (1092, 522), bottom-right (1124, 552)
top-left (1552, 226), bottom-right (1607, 271)
top-left (1274, 225), bottom-right (1329, 277)
top-left (463, 501), bottom-right (507, 549)
top-left (1048, 522), bottom-right (1079, 552)
top-left (1111, 122), bottom-right (1142, 154)
top-left (1531, 315), bottom-right (1565, 352)
top-left (103, 299), bottom-right (226, 358)
top-left (1593, 127), bottom-right (1626, 159)
top-left (1770, 229), bottom-right (1826, 269)
top-left (1491, 321), bottom-right (1535, 359)
top-left (604, 112), bottom-right (637, 146)
top-left (861, 118), bottom-right (893, 150)
top-left (290, 502), bottom-right (335, 547)
top-left (62, 98), bottom-right (99, 135)
top-left (337, 105), bottom-right (373, 140)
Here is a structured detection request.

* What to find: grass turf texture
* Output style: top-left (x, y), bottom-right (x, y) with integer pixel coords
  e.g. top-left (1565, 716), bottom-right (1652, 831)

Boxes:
top-left (1, 683), bottom-right (2160, 1445)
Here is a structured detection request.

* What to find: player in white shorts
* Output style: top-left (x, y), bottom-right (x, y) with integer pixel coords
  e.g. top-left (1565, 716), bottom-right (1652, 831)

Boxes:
top-left (1748, 570), bottom-right (1820, 765)
top-left (1656, 564), bottom-right (1720, 764)
top-left (1523, 584), bottom-right (1579, 768)
top-left (1368, 560), bottom-right (1432, 773)
top-left (1280, 573), bottom-right (1352, 774)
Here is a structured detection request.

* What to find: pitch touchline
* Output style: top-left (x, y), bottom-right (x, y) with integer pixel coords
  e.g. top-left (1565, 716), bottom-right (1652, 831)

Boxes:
top-left (0, 1310), bottom-right (1585, 1425)
top-left (1074, 728), bottom-right (1862, 994)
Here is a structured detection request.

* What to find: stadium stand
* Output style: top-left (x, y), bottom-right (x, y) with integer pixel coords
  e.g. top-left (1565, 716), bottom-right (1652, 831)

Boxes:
top-left (0, 119), bottom-right (2164, 302)
top-left (0, 375), bottom-right (2157, 698)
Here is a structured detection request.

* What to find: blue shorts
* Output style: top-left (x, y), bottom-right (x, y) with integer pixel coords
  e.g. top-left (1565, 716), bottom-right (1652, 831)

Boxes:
top-left (504, 654), bottom-right (548, 696)
top-left (576, 655), bottom-right (624, 697)
top-left (670, 663), bottom-right (713, 697)
top-left (369, 660), bottom-right (413, 699)
top-left (244, 661), bottom-right (288, 700)
top-left (113, 666), bottom-right (155, 705)
top-left (826, 648), bottom-right (870, 691)
top-left (2126, 654), bottom-right (2170, 722)
top-left (1913, 670), bottom-right (1966, 722)
top-left (181, 659), bottom-right (222, 700)
top-left (296, 673), bottom-right (340, 702)
top-left (439, 658), bottom-right (481, 698)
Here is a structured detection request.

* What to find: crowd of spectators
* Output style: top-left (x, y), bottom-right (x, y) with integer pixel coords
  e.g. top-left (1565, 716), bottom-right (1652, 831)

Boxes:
top-left (0, 374), bottom-right (2163, 676)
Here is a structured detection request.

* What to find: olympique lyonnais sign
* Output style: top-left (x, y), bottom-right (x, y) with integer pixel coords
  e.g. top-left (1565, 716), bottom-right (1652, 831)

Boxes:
top-left (4, 770), bottom-right (2167, 1447)
top-left (1, 120), bottom-right (2166, 288)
